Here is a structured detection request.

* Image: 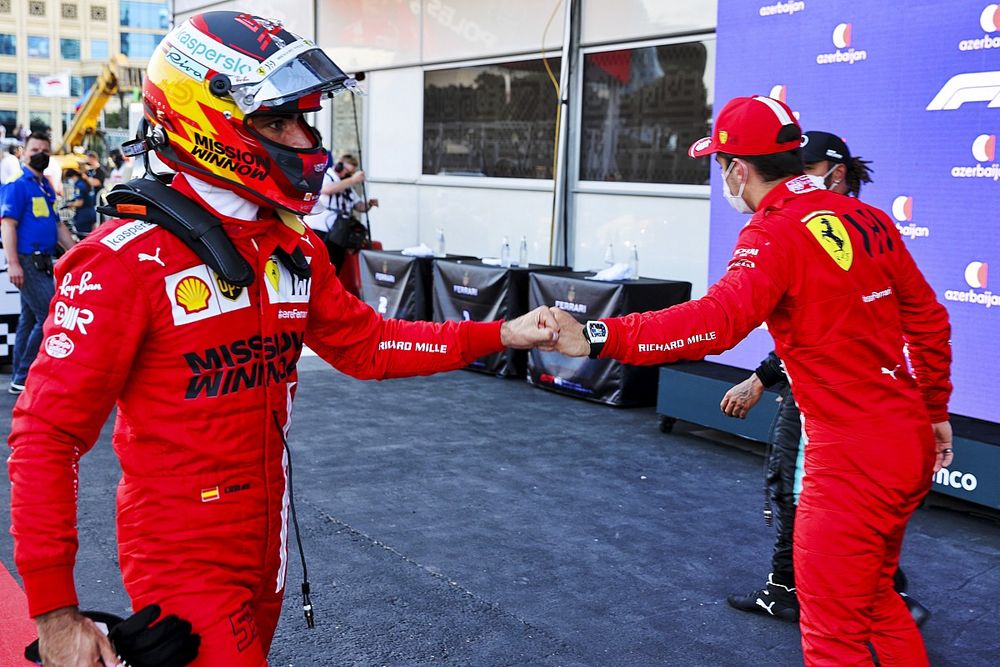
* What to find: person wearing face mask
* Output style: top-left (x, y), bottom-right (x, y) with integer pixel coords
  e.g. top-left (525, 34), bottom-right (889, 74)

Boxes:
top-left (800, 130), bottom-right (872, 197)
top-left (63, 168), bottom-right (97, 237)
top-left (0, 132), bottom-right (76, 394)
top-left (547, 96), bottom-right (952, 666)
top-left (720, 131), bottom-right (927, 627)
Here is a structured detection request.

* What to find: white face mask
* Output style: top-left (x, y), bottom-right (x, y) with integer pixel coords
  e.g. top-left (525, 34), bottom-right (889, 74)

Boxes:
top-left (722, 160), bottom-right (751, 214)
top-left (805, 164), bottom-right (838, 190)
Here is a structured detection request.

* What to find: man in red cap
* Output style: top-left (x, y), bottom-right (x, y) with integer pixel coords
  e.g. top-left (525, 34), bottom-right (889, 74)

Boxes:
top-left (547, 95), bottom-right (953, 666)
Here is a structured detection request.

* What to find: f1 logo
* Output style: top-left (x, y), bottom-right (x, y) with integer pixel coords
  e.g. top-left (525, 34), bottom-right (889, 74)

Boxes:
top-left (927, 70), bottom-right (1000, 110)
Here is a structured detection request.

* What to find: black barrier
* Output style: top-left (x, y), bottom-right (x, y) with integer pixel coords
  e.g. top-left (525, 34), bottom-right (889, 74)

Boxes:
top-left (656, 363), bottom-right (1000, 513)
top-left (432, 259), bottom-right (567, 377)
top-left (359, 250), bottom-right (474, 321)
top-left (528, 272), bottom-right (691, 406)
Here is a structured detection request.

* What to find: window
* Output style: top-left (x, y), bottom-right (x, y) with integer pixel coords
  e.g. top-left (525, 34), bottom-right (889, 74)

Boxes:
top-left (28, 75), bottom-right (40, 96)
top-left (30, 111), bottom-right (50, 134)
top-left (0, 72), bottom-right (15, 93)
top-left (423, 58), bottom-right (561, 179)
top-left (0, 110), bottom-right (15, 136)
top-left (60, 38), bottom-right (80, 60)
top-left (0, 34), bottom-right (14, 56)
top-left (121, 32), bottom-right (163, 59)
top-left (70, 75), bottom-right (82, 97)
top-left (580, 40), bottom-right (715, 185)
top-left (61, 3), bottom-right (77, 19)
top-left (28, 36), bottom-right (50, 58)
top-left (90, 39), bottom-right (109, 60)
top-left (120, 1), bottom-right (169, 30)
top-left (91, 5), bottom-right (106, 21)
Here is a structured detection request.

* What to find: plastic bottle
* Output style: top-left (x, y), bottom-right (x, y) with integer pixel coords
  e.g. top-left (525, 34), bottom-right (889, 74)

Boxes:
top-left (603, 241), bottom-right (615, 267)
top-left (500, 236), bottom-right (511, 268)
top-left (518, 235), bottom-right (528, 267)
top-left (629, 243), bottom-right (639, 280)
top-left (435, 228), bottom-right (446, 257)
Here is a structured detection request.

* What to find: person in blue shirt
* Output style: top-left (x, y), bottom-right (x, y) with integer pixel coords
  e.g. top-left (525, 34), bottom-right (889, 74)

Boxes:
top-left (64, 168), bottom-right (97, 237)
top-left (0, 132), bottom-right (75, 394)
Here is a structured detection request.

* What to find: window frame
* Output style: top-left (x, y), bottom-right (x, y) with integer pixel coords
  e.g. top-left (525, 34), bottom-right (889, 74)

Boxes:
top-left (90, 38), bottom-right (109, 60)
top-left (0, 71), bottom-right (15, 94)
top-left (27, 35), bottom-right (51, 59)
top-left (419, 51), bottom-right (563, 187)
top-left (119, 1), bottom-right (170, 30)
top-left (60, 37), bottom-right (81, 60)
top-left (0, 33), bottom-right (15, 57)
top-left (572, 33), bottom-right (715, 200)
top-left (120, 31), bottom-right (164, 59)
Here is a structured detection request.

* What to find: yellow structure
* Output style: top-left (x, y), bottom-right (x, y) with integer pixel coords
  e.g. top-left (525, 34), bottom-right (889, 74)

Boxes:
top-left (0, 0), bottom-right (168, 145)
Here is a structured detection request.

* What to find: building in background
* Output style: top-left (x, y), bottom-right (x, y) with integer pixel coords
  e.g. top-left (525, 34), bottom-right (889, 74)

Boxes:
top-left (0, 0), bottom-right (169, 147)
top-left (176, 1), bottom-right (717, 295)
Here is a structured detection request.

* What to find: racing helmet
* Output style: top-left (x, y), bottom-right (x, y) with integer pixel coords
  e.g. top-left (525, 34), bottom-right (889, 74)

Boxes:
top-left (143, 12), bottom-right (354, 214)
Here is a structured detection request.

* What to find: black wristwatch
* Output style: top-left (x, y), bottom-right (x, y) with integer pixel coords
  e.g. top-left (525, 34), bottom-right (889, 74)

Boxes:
top-left (583, 320), bottom-right (609, 359)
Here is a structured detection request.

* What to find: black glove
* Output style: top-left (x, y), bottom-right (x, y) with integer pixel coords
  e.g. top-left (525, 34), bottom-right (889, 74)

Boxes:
top-left (109, 604), bottom-right (200, 667)
top-left (25, 605), bottom-right (200, 666)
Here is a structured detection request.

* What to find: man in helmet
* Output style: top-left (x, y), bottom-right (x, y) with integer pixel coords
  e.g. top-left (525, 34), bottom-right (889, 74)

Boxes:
top-left (548, 96), bottom-right (952, 666)
top-left (7, 12), bottom-right (559, 666)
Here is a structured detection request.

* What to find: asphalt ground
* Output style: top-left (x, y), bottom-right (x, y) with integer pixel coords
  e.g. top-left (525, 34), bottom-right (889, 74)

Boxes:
top-left (2, 356), bottom-right (998, 666)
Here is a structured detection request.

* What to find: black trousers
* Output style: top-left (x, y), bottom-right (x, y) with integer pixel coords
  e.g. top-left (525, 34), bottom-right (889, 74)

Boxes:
top-left (766, 389), bottom-right (801, 587)
top-left (765, 389), bottom-right (908, 593)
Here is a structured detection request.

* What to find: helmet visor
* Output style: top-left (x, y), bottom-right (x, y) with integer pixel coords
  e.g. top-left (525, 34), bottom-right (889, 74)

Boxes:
top-left (230, 47), bottom-right (351, 114)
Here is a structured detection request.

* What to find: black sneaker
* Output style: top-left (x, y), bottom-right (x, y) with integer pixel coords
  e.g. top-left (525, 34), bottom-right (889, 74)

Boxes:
top-left (8, 382), bottom-right (24, 395)
top-left (900, 593), bottom-right (931, 628)
top-left (727, 573), bottom-right (800, 622)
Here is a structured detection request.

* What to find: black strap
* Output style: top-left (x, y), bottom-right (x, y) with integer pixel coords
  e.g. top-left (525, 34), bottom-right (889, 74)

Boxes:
top-left (98, 179), bottom-right (312, 286)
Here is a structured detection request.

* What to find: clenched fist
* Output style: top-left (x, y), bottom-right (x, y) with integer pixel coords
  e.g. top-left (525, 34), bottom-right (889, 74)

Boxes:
top-left (548, 308), bottom-right (590, 357)
top-left (500, 306), bottom-right (561, 349)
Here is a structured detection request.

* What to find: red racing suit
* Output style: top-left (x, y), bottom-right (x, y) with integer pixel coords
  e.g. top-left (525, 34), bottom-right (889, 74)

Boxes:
top-left (598, 176), bottom-right (951, 666)
top-left (7, 177), bottom-right (504, 666)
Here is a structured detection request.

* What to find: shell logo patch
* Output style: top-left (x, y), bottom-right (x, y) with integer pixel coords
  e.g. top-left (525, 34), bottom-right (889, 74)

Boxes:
top-left (803, 211), bottom-right (853, 271)
top-left (164, 265), bottom-right (252, 326)
top-left (719, 130), bottom-right (729, 144)
top-left (175, 277), bottom-right (211, 314)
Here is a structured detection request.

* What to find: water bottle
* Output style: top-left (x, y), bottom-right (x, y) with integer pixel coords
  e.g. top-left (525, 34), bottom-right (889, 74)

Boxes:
top-left (629, 243), bottom-right (639, 280)
top-left (603, 241), bottom-right (615, 267)
top-left (518, 235), bottom-right (528, 267)
top-left (500, 236), bottom-right (511, 268)
top-left (435, 228), bottom-right (446, 257)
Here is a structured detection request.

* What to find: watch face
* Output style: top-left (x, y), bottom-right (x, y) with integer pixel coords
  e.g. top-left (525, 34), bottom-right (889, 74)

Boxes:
top-left (587, 321), bottom-right (608, 341)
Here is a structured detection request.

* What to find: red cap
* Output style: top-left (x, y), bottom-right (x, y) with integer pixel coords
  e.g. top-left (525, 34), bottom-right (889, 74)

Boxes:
top-left (688, 95), bottom-right (802, 158)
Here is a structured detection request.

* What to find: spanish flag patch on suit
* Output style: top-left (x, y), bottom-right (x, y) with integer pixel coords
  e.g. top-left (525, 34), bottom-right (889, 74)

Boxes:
top-left (200, 486), bottom-right (221, 502)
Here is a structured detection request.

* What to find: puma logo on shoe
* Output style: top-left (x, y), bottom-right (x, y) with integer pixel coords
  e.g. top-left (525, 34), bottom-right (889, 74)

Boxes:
top-left (138, 247), bottom-right (165, 267)
top-left (755, 597), bottom-right (776, 615)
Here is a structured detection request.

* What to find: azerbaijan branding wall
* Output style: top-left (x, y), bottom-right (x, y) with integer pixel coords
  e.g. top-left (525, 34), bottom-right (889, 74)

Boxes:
top-left (708, 0), bottom-right (999, 423)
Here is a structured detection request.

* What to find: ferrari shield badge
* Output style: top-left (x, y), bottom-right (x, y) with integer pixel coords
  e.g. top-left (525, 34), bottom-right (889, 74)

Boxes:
top-left (803, 211), bottom-right (853, 271)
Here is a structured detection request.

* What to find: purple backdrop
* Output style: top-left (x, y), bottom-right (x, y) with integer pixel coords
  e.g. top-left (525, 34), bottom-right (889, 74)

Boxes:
top-left (707, 0), bottom-right (1000, 422)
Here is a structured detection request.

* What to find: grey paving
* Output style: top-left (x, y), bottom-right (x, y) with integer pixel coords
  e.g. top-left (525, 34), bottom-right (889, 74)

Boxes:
top-left (2, 357), bottom-right (998, 666)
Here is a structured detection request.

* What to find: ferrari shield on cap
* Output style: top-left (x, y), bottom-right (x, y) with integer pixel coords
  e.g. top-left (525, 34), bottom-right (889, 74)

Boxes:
top-left (689, 95), bottom-right (802, 158)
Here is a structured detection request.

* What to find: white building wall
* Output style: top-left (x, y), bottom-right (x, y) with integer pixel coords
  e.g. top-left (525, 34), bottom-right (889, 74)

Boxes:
top-left (176, 0), bottom-right (719, 296)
